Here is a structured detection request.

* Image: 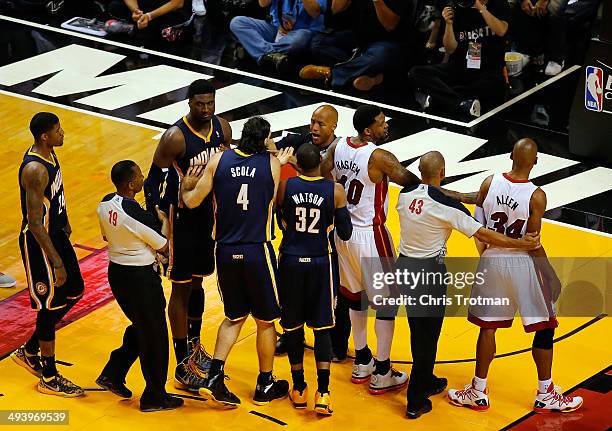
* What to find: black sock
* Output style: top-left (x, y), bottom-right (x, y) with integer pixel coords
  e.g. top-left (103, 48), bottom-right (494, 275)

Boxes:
top-left (317, 369), bottom-right (330, 394)
top-left (209, 359), bottom-right (225, 377)
top-left (187, 318), bottom-right (202, 343)
top-left (374, 358), bottom-right (391, 375)
top-left (24, 333), bottom-right (40, 355)
top-left (355, 346), bottom-right (372, 365)
top-left (173, 337), bottom-right (188, 364)
top-left (291, 369), bottom-right (306, 392)
top-left (40, 355), bottom-right (57, 378)
top-left (257, 371), bottom-right (273, 386)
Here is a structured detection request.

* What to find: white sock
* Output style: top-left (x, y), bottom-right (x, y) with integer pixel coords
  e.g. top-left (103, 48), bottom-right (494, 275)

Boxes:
top-left (349, 309), bottom-right (368, 351)
top-left (473, 376), bottom-right (487, 392)
top-left (538, 378), bottom-right (552, 393)
top-left (374, 318), bottom-right (395, 362)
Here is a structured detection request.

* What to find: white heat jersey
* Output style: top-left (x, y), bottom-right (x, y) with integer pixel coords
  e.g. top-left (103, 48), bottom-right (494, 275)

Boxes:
top-left (482, 173), bottom-right (538, 254)
top-left (332, 137), bottom-right (389, 228)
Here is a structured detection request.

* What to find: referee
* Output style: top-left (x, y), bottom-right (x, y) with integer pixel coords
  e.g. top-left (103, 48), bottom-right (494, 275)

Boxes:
top-left (396, 151), bottom-right (540, 419)
top-left (96, 160), bottom-right (183, 412)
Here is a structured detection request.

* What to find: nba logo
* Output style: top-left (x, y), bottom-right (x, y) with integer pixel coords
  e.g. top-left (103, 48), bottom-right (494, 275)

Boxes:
top-left (584, 66), bottom-right (603, 112)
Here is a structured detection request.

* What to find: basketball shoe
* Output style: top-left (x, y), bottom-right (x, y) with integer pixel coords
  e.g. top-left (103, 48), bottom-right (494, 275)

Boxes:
top-left (447, 380), bottom-right (490, 411)
top-left (533, 384), bottom-right (583, 413)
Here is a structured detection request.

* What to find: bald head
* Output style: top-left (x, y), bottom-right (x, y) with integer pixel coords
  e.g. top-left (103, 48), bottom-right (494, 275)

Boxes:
top-left (419, 151), bottom-right (445, 183)
top-left (311, 105), bottom-right (338, 146)
top-left (511, 138), bottom-right (538, 170)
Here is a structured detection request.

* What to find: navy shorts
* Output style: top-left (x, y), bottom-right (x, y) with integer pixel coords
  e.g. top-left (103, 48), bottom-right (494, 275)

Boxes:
top-left (278, 254), bottom-right (336, 331)
top-left (19, 229), bottom-right (84, 311)
top-left (215, 242), bottom-right (280, 322)
top-left (166, 202), bottom-right (215, 283)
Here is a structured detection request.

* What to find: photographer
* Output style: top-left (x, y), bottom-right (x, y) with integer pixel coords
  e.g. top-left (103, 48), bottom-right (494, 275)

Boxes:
top-left (407, 0), bottom-right (510, 118)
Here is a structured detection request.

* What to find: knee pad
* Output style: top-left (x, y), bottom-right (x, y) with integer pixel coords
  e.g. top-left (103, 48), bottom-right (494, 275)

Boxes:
top-left (285, 328), bottom-right (305, 365)
top-left (36, 309), bottom-right (56, 342)
top-left (188, 285), bottom-right (205, 317)
top-left (313, 329), bottom-right (332, 363)
top-left (533, 328), bottom-right (554, 350)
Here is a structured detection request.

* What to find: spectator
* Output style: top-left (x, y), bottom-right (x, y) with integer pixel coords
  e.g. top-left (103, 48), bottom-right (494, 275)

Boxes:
top-left (512, 0), bottom-right (568, 75)
top-left (106, 0), bottom-right (193, 41)
top-left (301, 1), bottom-right (356, 72)
top-left (299, 0), bottom-right (421, 91)
top-left (407, 0), bottom-right (510, 118)
top-left (0, 272), bottom-right (17, 288)
top-left (229, 0), bottom-right (326, 72)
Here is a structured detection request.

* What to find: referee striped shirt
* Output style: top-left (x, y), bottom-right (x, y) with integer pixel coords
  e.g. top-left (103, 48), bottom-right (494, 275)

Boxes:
top-left (397, 184), bottom-right (481, 259)
top-left (97, 193), bottom-right (166, 266)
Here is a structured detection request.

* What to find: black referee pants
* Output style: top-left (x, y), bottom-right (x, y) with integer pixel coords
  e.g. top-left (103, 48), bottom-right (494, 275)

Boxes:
top-left (100, 262), bottom-right (169, 404)
top-left (397, 256), bottom-right (447, 408)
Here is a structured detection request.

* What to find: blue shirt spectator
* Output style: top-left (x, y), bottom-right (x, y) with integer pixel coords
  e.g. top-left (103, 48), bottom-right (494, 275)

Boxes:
top-left (270, 0), bottom-right (327, 31)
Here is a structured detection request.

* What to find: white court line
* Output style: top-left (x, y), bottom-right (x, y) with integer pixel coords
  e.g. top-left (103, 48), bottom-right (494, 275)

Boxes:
top-left (1, 14), bottom-right (580, 129)
top-left (2, 88), bottom-right (610, 238)
top-left (0, 14), bottom-right (469, 127)
top-left (0, 89), bottom-right (165, 133)
top-left (467, 65), bottom-right (581, 127)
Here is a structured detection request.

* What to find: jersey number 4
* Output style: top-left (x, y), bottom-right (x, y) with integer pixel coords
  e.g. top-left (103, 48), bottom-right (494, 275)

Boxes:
top-left (489, 211), bottom-right (525, 238)
top-left (237, 184), bottom-right (249, 210)
top-left (295, 207), bottom-right (320, 233)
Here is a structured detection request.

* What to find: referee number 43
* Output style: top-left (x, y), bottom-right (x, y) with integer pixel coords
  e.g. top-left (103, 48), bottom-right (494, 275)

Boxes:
top-left (408, 199), bottom-right (424, 215)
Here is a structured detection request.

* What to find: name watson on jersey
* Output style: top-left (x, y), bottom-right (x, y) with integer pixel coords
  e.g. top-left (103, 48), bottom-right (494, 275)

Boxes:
top-left (373, 294), bottom-right (511, 307)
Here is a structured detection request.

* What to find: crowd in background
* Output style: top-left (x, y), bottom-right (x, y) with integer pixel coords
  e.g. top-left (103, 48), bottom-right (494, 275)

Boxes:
top-left (0, 0), bottom-right (605, 118)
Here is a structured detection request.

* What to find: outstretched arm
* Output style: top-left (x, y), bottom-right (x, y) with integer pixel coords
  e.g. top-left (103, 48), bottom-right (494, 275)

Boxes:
top-left (333, 182), bottom-right (352, 240)
top-left (372, 149), bottom-right (420, 187)
top-left (181, 152), bottom-right (222, 208)
top-left (320, 140), bottom-right (339, 180)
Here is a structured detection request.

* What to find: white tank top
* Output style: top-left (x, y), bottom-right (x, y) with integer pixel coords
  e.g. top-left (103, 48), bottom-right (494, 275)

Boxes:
top-left (483, 173), bottom-right (538, 254)
top-left (332, 137), bottom-right (389, 228)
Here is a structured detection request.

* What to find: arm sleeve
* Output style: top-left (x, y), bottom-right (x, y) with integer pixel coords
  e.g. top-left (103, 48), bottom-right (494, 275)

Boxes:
top-left (334, 206), bottom-right (353, 240)
top-left (144, 163), bottom-right (168, 213)
top-left (474, 205), bottom-right (485, 224)
top-left (122, 200), bottom-right (167, 250)
top-left (447, 207), bottom-right (483, 238)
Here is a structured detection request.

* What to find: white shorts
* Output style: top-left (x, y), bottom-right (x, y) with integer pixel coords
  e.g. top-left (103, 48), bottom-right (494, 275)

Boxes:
top-left (334, 225), bottom-right (396, 302)
top-left (468, 249), bottom-right (558, 332)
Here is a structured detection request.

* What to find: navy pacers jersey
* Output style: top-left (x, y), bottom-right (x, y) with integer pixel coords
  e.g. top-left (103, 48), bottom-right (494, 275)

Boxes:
top-left (279, 176), bottom-right (335, 256)
top-left (213, 150), bottom-right (275, 244)
top-left (19, 147), bottom-right (68, 235)
top-left (164, 115), bottom-right (225, 208)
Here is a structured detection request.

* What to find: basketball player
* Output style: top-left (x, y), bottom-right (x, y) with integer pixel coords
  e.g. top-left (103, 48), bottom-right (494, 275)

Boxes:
top-left (273, 104), bottom-right (351, 362)
top-left (448, 139), bottom-right (584, 413)
top-left (144, 79), bottom-right (231, 392)
top-left (277, 143), bottom-right (353, 416)
top-left (320, 104), bottom-right (420, 394)
top-left (11, 112), bottom-right (84, 396)
top-left (181, 116), bottom-right (294, 407)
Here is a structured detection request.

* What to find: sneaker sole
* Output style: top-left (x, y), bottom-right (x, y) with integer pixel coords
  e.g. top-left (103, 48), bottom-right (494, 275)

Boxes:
top-left (37, 385), bottom-right (84, 398)
top-left (289, 395), bottom-right (307, 409)
top-left (448, 397), bottom-right (490, 411)
top-left (95, 379), bottom-right (131, 399)
top-left (368, 380), bottom-right (408, 395)
top-left (314, 404), bottom-right (333, 416)
top-left (198, 388), bottom-right (240, 408)
top-left (10, 353), bottom-right (41, 378)
top-left (533, 399), bottom-right (583, 414)
top-left (174, 379), bottom-right (201, 393)
top-left (252, 392), bottom-right (288, 406)
top-left (351, 375), bottom-right (371, 384)
top-left (140, 404), bottom-right (182, 412)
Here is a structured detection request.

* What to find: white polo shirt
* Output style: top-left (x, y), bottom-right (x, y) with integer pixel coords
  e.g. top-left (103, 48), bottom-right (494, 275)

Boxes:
top-left (97, 193), bottom-right (166, 266)
top-left (396, 184), bottom-right (482, 259)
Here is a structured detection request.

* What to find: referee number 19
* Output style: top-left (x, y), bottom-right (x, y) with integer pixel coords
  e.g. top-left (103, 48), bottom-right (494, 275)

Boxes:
top-left (108, 210), bottom-right (118, 226)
